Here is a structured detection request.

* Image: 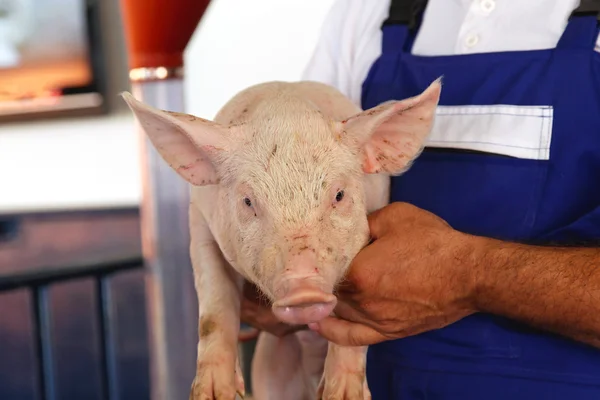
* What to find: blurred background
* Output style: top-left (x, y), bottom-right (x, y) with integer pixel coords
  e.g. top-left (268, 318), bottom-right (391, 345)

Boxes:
top-left (0, 0), bottom-right (335, 399)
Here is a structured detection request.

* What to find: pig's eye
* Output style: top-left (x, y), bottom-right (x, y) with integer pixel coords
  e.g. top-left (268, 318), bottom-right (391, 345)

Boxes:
top-left (335, 190), bottom-right (345, 202)
top-left (243, 197), bottom-right (253, 207)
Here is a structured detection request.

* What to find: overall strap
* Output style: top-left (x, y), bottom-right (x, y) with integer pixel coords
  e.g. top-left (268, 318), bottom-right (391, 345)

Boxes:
top-left (380, 0), bottom-right (428, 53)
top-left (382, 0), bottom-right (427, 30)
top-left (557, 0), bottom-right (600, 50)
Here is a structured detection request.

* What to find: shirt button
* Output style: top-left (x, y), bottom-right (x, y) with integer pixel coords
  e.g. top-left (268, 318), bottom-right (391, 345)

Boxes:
top-left (480, 0), bottom-right (496, 14)
top-left (465, 34), bottom-right (479, 48)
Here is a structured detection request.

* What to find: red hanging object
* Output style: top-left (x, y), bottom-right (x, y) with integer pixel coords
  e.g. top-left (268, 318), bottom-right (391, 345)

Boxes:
top-left (119, 0), bottom-right (211, 70)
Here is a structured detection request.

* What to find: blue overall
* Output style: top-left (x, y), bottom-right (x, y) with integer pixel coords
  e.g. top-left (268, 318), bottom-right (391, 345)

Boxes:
top-left (360, 2), bottom-right (600, 398)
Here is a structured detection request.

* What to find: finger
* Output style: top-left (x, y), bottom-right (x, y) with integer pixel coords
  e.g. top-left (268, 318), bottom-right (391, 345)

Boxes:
top-left (242, 280), bottom-right (267, 304)
top-left (241, 298), bottom-right (301, 336)
top-left (242, 317), bottom-right (302, 338)
top-left (238, 326), bottom-right (260, 342)
top-left (334, 300), bottom-right (401, 337)
top-left (342, 243), bottom-right (384, 291)
top-left (270, 323), bottom-right (308, 337)
top-left (307, 317), bottom-right (387, 346)
top-left (367, 202), bottom-right (417, 238)
top-left (366, 203), bottom-right (403, 238)
top-left (332, 300), bottom-right (372, 325)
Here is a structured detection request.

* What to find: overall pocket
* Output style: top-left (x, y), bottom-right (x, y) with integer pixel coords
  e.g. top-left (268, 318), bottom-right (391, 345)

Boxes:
top-left (391, 103), bottom-right (553, 242)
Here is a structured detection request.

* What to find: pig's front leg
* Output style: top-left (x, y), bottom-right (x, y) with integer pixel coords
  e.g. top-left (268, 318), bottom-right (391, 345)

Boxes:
top-left (189, 207), bottom-right (244, 400)
top-left (317, 343), bottom-right (370, 400)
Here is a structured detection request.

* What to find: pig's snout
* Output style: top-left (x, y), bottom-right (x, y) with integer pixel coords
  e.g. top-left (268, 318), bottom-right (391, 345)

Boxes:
top-left (272, 248), bottom-right (337, 324)
top-left (272, 280), bottom-right (336, 325)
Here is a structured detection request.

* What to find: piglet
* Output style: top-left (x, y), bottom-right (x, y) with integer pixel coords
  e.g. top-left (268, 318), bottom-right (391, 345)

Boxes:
top-left (122, 78), bottom-right (441, 400)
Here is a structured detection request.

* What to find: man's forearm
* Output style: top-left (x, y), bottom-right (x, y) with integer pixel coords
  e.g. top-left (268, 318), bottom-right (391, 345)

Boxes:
top-left (472, 238), bottom-right (600, 348)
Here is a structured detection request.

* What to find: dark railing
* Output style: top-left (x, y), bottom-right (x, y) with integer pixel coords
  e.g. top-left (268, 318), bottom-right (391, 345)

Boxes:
top-left (0, 257), bottom-right (149, 400)
top-left (0, 207), bottom-right (258, 400)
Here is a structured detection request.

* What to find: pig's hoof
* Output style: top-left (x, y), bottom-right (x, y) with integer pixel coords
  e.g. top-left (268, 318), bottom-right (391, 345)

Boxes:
top-left (317, 370), bottom-right (371, 400)
top-left (188, 359), bottom-right (245, 400)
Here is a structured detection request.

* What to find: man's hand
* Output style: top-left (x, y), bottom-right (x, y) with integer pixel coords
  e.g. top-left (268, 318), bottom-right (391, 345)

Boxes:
top-left (309, 202), bottom-right (600, 349)
top-left (239, 280), bottom-right (306, 340)
top-left (308, 202), bottom-right (479, 346)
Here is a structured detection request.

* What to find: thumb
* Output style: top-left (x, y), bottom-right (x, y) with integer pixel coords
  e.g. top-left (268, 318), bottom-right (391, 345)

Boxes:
top-left (366, 203), bottom-right (402, 239)
top-left (308, 317), bottom-right (386, 346)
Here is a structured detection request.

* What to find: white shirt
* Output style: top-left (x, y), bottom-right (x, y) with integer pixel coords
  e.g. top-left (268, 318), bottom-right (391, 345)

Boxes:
top-left (302, 0), bottom-right (584, 107)
top-left (301, 0), bottom-right (591, 161)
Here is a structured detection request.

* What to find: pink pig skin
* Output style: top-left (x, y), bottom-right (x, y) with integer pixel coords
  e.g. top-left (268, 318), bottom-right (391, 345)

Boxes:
top-left (122, 78), bottom-right (441, 400)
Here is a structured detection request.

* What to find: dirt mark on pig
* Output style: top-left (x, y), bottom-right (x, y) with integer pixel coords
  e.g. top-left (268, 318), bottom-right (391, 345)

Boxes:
top-left (265, 144), bottom-right (278, 171)
top-left (165, 111), bottom-right (198, 122)
top-left (199, 316), bottom-right (217, 338)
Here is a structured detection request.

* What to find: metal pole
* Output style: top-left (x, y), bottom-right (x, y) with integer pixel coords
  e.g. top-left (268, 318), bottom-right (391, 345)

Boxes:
top-left (118, 1), bottom-right (211, 397)
top-left (129, 69), bottom-right (198, 400)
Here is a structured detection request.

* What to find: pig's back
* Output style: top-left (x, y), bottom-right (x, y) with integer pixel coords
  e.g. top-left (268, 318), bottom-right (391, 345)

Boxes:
top-left (289, 81), bottom-right (363, 120)
top-left (213, 81), bottom-right (362, 126)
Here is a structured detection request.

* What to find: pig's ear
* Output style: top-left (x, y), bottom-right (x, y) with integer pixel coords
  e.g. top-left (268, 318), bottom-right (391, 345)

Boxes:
top-left (339, 78), bottom-right (441, 175)
top-left (121, 92), bottom-right (237, 186)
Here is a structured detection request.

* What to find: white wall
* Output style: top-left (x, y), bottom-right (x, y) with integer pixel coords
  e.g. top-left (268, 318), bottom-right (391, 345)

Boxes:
top-left (184, 0), bottom-right (335, 119)
top-left (0, 0), bottom-right (334, 214)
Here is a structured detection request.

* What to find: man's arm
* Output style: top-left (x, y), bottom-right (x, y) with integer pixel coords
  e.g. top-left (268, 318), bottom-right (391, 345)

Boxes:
top-left (474, 239), bottom-right (600, 347)
top-left (308, 202), bottom-right (600, 348)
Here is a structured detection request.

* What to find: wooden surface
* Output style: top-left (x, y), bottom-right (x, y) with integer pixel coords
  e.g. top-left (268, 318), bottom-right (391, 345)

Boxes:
top-left (0, 208), bottom-right (142, 277)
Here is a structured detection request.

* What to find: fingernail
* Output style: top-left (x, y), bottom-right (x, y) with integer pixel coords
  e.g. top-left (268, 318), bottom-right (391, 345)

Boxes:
top-left (308, 323), bottom-right (319, 331)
